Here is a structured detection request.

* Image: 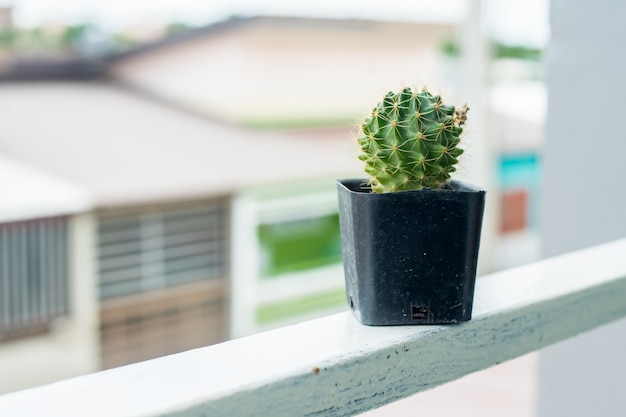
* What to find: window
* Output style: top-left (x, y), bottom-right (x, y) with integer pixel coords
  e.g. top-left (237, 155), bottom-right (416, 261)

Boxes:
top-left (0, 217), bottom-right (69, 341)
top-left (97, 199), bottom-right (228, 299)
top-left (258, 212), bottom-right (342, 278)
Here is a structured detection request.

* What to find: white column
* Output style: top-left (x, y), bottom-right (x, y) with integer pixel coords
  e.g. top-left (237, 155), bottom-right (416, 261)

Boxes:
top-left (458, 0), bottom-right (498, 274)
top-left (539, 1), bottom-right (626, 415)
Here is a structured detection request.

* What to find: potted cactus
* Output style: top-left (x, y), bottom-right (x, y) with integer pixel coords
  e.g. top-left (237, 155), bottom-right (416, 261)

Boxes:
top-left (337, 86), bottom-right (485, 325)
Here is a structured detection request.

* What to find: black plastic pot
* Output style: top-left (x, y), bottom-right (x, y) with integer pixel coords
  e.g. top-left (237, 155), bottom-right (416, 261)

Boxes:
top-left (337, 179), bottom-right (486, 325)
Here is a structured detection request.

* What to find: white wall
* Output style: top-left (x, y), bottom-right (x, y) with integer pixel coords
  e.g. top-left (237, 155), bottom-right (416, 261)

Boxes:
top-left (0, 213), bottom-right (100, 394)
top-left (539, 1), bottom-right (626, 415)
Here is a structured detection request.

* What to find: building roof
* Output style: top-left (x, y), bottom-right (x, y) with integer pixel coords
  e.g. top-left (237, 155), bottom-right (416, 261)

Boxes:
top-left (108, 16), bottom-right (254, 62)
top-left (109, 15), bottom-right (452, 62)
top-left (0, 81), bottom-right (360, 209)
top-left (0, 56), bottom-right (105, 81)
top-left (0, 153), bottom-right (92, 223)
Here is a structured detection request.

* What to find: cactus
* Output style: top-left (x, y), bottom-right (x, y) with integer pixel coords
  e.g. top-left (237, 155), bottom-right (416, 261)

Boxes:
top-left (357, 87), bottom-right (469, 193)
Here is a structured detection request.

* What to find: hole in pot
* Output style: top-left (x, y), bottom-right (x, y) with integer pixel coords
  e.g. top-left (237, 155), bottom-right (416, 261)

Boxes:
top-left (349, 297), bottom-right (355, 310)
top-left (412, 306), bottom-right (428, 320)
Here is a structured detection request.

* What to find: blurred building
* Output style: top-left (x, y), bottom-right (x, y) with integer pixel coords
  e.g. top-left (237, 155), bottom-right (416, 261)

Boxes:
top-left (489, 81), bottom-right (545, 269)
top-left (0, 16), bottom-right (393, 392)
top-left (0, 77), bottom-right (360, 377)
top-left (0, 14), bottom-right (542, 394)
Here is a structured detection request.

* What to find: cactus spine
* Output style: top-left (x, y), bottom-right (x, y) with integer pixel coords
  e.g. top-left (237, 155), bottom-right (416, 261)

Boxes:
top-left (357, 87), bottom-right (469, 193)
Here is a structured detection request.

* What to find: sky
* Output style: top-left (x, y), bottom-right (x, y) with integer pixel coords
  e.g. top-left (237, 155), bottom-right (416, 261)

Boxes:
top-left (1, 0), bottom-right (549, 46)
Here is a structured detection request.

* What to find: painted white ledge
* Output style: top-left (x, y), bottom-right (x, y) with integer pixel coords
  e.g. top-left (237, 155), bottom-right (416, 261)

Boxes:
top-left (2, 239), bottom-right (626, 417)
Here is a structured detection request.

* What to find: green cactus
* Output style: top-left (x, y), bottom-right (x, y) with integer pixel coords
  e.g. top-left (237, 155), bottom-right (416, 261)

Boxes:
top-left (357, 86), bottom-right (469, 193)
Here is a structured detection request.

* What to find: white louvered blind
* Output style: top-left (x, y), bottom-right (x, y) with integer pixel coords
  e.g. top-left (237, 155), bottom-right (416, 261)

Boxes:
top-left (97, 200), bottom-right (228, 299)
top-left (0, 217), bottom-right (69, 341)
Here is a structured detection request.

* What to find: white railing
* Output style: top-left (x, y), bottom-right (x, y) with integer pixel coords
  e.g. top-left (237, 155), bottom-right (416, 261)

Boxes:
top-left (1, 238), bottom-right (626, 417)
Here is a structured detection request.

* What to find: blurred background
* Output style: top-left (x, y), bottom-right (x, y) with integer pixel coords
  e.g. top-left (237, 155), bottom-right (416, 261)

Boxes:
top-left (0, 0), bottom-right (548, 414)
